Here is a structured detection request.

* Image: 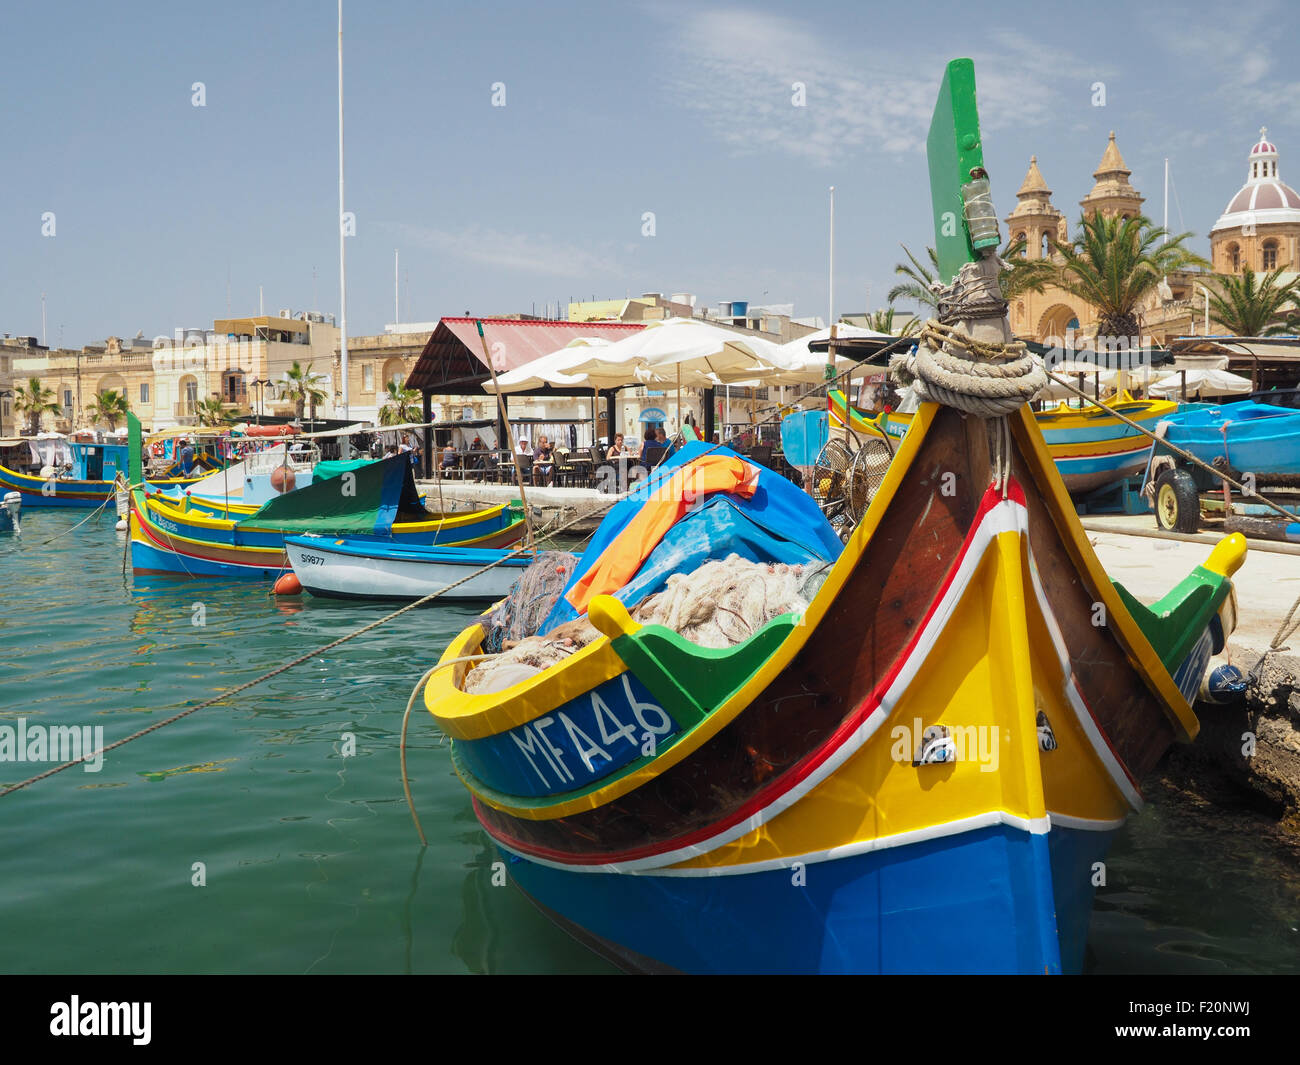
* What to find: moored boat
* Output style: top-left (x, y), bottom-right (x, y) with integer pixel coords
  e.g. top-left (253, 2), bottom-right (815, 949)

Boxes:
top-left (418, 58), bottom-right (1247, 974)
top-left (0, 490), bottom-right (20, 533)
top-left (0, 436), bottom-right (210, 508)
top-left (1155, 399), bottom-right (1300, 476)
top-left (830, 388), bottom-right (1179, 495)
top-left (124, 414), bottom-right (526, 578)
top-left (285, 536), bottom-right (532, 601)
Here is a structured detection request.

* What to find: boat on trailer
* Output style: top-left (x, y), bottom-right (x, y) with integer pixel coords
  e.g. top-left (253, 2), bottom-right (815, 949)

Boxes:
top-left (417, 58), bottom-right (1245, 974)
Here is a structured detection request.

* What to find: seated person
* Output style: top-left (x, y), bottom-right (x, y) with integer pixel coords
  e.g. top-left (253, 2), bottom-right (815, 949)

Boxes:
top-left (640, 430), bottom-right (666, 467)
top-left (440, 443), bottom-right (458, 472)
top-left (468, 436), bottom-right (487, 470)
top-left (533, 436), bottom-right (554, 486)
top-left (606, 433), bottom-right (626, 461)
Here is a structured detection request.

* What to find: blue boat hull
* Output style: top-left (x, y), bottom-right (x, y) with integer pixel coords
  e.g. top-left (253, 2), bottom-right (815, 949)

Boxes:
top-left (496, 821), bottom-right (1116, 975)
top-left (1160, 401), bottom-right (1300, 476)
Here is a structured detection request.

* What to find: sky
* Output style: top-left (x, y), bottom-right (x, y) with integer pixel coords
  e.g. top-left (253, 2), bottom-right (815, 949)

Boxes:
top-left (1, 0), bottom-right (1296, 348)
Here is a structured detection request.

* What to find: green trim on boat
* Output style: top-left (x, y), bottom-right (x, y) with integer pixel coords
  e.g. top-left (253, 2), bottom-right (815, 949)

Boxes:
top-left (1110, 566), bottom-right (1230, 674)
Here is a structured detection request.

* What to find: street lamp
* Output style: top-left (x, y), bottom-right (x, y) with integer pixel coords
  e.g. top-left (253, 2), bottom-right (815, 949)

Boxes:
top-left (253, 378), bottom-right (272, 424)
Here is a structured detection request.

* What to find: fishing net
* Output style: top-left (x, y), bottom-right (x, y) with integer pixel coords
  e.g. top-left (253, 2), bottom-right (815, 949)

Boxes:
top-left (463, 554), bottom-right (833, 694)
top-left (479, 551), bottom-right (579, 655)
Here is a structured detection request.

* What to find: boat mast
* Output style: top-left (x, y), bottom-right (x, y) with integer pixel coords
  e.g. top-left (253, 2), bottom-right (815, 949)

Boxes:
top-left (337, 0), bottom-right (350, 457)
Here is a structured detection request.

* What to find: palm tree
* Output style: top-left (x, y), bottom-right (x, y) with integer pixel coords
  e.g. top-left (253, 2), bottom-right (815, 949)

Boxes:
top-left (280, 361), bottom-right (328, 423)
top-left (13, 376), bottom-right (62, 435)
top-left (999, 234), bottom-right (1057, 301)
top-left (379, 379), bottom-right (421, 426)
top-left (1051, 213), bottom-right (1208, 346)
top-left (195, 397), bottom-right (234, 427)
top-left (888, 238), bottom-right (1055, 313)
top-left (860, 307), bottom-right (921, 337)
top-left (85, 388), bottom-right (131, 430)
top-left (887, 245), bottom-right (942, 311)
top-left (1205, 267), bottom-right (1300, 337)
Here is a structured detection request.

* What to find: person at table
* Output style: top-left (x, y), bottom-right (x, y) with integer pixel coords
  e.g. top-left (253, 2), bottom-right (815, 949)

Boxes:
top-left (606, 433), bottom-right (626, 461)
top-left (440, 442), bottom-right (458, 473)
top-left (533, 435), bottom-right (554, 486)
top-left (515, 437), bottom-right (532, 458)
top-left (468, 436), bottom-right (487, 471)
top-left (639, 429), bottom-right (659, 463)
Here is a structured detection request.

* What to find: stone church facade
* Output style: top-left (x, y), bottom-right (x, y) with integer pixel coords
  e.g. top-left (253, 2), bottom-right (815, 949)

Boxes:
top-left (1005, 129), bottom-right (1300, 348)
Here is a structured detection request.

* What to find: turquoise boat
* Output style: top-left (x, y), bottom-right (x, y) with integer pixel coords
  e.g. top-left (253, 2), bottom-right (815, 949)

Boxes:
top-left (1157, 400), bottom-right (1300, 476)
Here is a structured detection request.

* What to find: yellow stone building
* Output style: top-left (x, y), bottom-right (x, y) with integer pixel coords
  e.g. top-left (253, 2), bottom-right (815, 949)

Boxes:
top-left (1005, 132), bottom-right (1217, 347)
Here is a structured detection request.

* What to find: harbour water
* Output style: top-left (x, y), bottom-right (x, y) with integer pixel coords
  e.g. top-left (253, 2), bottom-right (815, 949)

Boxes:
top-left (1, 511), bottom-right (1296, 974)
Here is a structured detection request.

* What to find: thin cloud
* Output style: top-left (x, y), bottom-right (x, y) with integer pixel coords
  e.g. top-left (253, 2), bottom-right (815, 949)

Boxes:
top-left (389, 222), bottom-right (621, 279)
top-left (654, 7), bottom-right (1112, 166)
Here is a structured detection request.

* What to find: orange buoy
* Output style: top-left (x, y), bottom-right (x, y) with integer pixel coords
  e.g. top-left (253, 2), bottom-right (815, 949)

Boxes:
top-left (269, 465), bottom-right (296, 494)
top-left (273, 572), bottom-right (303, 596)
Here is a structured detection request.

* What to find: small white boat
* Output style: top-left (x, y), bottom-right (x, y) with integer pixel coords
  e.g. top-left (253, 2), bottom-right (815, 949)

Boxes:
top-left (0, 490), bottom-right (21, 534)
top-left (284, 534), bottom-right (531, 601)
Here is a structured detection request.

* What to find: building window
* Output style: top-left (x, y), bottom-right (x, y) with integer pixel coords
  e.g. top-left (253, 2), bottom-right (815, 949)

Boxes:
top-left (1041, 232), bottom-right (1050, 257)
top-left (1227, 243), bottom-right (1240, 272)
top-left (64, 389), bottom-right (72, 408)
top-left (140, 382), bottom-right (150, 404)
top-left (363, 363), bottom-right (374, 391)
top-left (1263, 241), bottom-right (1278, 270)
top-left (1013, 231), bottom-right (1026, 255)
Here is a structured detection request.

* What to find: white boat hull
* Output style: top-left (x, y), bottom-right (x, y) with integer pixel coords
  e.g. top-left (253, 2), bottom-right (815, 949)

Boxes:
top-left (286, 538), bottom-right (526, 601)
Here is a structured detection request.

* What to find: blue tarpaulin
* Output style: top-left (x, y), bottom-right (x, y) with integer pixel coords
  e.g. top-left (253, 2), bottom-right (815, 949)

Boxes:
top-left (541, 442), bottom-right (842, 632)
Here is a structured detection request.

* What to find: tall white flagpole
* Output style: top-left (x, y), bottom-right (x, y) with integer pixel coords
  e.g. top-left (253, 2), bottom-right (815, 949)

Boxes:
top-left (338, 0), bottom-right (350, 455)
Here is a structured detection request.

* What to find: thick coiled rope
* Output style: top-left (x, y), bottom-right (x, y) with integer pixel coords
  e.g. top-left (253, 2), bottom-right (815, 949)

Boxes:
top-left (890, 258), bottom-right (1046, 419)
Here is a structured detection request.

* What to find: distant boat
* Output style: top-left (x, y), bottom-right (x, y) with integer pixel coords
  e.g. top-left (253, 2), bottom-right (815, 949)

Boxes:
top-left (830, 389), bottom-right (1179, 495)
top-left (0, 436), bottom-right (214, 508)
top-left (285, 536), bottom-right (531, 601)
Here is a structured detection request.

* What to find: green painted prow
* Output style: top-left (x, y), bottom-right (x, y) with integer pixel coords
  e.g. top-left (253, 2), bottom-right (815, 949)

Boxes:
top-left (928, 58), bottom-right (999, 283)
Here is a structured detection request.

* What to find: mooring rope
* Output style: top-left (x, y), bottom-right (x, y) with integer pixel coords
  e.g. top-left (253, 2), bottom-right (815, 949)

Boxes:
top-left (0, 500), bottom-right (617, 798)
top-left (36, 491), bottom-right (115, 545)
top-left (889, 258), bottom-right (1046, 419)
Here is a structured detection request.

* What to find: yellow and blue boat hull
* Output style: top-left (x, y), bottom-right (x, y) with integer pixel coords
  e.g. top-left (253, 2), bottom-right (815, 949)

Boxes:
top-left (427, 404), bottom-right (1240, 973)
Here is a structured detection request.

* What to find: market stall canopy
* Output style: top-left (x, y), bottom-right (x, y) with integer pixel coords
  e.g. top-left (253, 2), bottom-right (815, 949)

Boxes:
top-left (1148, 368), bottom-right (1254, 398)
top-left (405, 318), bottom-right (647, 394)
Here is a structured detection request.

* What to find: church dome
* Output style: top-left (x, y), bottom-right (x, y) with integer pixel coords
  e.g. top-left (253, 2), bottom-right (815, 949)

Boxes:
top-left (1212, 128), bottom-right (1300, 232)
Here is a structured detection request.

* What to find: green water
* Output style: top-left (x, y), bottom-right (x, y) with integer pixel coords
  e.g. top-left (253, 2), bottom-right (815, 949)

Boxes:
top-left (0, 511), bottom-right (1296, 974)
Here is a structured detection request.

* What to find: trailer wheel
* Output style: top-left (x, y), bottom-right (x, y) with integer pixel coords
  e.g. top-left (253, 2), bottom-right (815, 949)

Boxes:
top-left (1155, 469), bottom-right (1200, 533)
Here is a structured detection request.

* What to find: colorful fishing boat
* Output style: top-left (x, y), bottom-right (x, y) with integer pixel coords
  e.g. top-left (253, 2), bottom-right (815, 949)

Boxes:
top-left (0, 436), bottom-right (210, 508)
top-left (1155, 400), bottom-right (1300, 476)
top-left (418, 58), bottom-right (1246, 974)
top-left (829, 389), bottom-right (1179, 495)
top-left (124, 415), bottom-right (525, 578)
top-left (284, 536), bottom-right (533, 601)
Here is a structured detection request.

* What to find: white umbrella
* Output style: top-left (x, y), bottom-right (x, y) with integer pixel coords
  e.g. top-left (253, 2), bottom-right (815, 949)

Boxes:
top-left (763, 325), bottom-right (897, 386)
top-left (484, 337), bottom-right (617, 393)
top-left (1149, 368), bottom-right (1254, 399)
